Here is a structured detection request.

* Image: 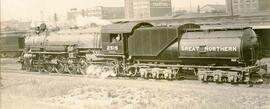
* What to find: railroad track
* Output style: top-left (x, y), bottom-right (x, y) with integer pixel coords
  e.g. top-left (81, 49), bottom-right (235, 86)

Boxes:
top-left (1, 58), bottom-right (270, 86)
top-left (2, 67), bottom-right (270, 88)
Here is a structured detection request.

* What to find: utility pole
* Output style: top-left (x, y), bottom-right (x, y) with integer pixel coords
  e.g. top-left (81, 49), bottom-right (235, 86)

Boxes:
top-left (197, 5), bottom-right (200, 14)
top-left (230, 0), bottom-right (234, 20)
top-left (41, 11), bottom-right (44, 22)
top-left (189, 0), bottom-right (192, 13)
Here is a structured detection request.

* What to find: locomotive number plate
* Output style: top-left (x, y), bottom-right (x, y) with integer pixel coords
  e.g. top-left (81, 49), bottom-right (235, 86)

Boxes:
top-left (107, 46), bottom-right (118, 51)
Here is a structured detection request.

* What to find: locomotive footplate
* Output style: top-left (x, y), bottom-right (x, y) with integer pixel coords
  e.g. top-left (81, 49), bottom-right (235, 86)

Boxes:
top-left (130, 63), bottom-right (267, 83)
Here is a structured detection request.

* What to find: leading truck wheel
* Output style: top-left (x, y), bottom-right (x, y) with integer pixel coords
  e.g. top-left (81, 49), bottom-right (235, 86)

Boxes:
top-left (7, 52), bottom-right (17, 58)
top-left (1, 52), bottom-right (8, 58)
top-left (21, 63), bottom-right (26, 70)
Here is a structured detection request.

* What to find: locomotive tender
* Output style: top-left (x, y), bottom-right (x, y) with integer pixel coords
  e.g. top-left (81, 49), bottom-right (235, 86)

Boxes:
top-left (100, 22), bottom-right (267, 83)
top-left (20, 22), bottom-right (268, 83)
top-left (0, 31), bottom-right (27, 58)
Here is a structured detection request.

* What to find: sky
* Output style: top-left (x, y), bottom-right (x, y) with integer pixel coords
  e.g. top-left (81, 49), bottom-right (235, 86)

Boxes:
top-left (1, 0), bottom-right (225, 21)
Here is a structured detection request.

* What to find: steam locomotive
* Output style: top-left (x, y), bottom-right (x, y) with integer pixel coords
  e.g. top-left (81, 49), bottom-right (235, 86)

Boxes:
top-left (20, 22), bottom-right (268, 83)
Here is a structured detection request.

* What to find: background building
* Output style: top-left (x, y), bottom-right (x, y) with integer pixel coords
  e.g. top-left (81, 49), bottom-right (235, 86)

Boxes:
top-left (67, 8), bottom-right (83, 21)
top-left (125, 0), bottom-right (134, 19)
top-left (226, 0), bottom-right (270, 15)
top-left (1, 20), bottom-right (31, 31)
top-left (85, 6), bottom-right (103, 18)
top-left (102, 7), bottom-right (125, 19)
top-left (85, 6), bottom-right (125, 19)
top-left (125, 0), bottom-right (172, 19)
top-left (258, 0), bottom-right (270, 11)
top-left (67, 6), bottom-right (124, 21)
top-left (172, 9), bottom-right (187, 17)
top-left (200, 4), bottom-right (226, 13)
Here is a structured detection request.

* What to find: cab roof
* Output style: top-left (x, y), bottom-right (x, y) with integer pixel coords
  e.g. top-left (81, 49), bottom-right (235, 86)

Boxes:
top-left (101, 22), bottom-right (153, 34)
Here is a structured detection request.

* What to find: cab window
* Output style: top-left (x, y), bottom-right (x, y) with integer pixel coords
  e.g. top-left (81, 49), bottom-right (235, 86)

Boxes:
top-left (110, 34), bottom-right (122, 42)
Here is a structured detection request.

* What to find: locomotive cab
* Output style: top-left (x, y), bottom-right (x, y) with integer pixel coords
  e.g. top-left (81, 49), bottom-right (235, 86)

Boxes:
top-left (101, 22), bottom-right (153, 57)
top-left (101, 32), bottom-right (125, 55)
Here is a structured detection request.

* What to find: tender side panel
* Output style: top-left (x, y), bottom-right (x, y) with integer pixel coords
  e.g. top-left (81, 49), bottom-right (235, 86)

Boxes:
top-left (0, 36), bottom-right (20, 51)
top-left (179, 30), bottom-right (243, 58)
top-left (128, 27), bottom-right (178, 56)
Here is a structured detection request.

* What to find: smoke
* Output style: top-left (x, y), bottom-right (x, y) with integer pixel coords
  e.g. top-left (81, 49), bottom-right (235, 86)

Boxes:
top-left (86, 65), bottom-right (116, 79)
top-left (76, 15), bottom-right (111, 27)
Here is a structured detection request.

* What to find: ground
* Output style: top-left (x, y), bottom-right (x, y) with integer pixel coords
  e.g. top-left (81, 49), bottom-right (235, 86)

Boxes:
top-left (1, 58), bottom-right (270, 109)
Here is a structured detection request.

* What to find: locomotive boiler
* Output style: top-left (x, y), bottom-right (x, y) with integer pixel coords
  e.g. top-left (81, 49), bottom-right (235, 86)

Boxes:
top-left (21, 25), bottom-right (102, 74)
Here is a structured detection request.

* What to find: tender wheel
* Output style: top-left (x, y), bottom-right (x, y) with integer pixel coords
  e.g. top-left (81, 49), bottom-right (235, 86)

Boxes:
top-left (158, 74), bottom-right (164, 79)
top-left (140, 71), bottom-right (146, 78)
top-left (147, 73), bottom-right (153, 79)
top-left (221, 77), bottom-right (228, 83)
top-left (207, 76), bottom-right (213, 82)
top-left (198, 74), bottom-right (204, 81)
top-left (167, 74), bottom-right (173, 80)
top-left (228, 76), bottom-right (236, 84)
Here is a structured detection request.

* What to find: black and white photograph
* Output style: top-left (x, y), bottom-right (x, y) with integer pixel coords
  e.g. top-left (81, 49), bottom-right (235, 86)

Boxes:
top-left (1, 0), bottom-right (270, 109)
